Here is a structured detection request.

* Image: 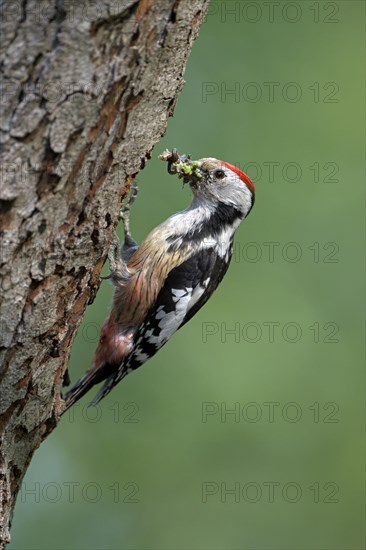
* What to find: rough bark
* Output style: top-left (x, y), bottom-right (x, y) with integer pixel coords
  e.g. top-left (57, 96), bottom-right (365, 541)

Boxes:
top-left (0, 0), bottom-right (209, 545)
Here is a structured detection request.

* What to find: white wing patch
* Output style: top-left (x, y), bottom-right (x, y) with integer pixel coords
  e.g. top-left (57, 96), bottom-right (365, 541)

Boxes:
top-left (132, 347), bottom-right (150, 365)
top-left (147, 282), bottom-right (209, 348)
top-left (171, 288), bottom-right (188, 302)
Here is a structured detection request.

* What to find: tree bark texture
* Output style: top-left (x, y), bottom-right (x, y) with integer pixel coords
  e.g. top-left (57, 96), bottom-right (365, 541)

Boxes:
top-left (0, 0), bottom-right (209, 545)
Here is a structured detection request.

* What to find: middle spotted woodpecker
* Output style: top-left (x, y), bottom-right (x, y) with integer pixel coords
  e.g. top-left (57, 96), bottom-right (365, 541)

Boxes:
top-left (64, 150), bottom-right (255, 409)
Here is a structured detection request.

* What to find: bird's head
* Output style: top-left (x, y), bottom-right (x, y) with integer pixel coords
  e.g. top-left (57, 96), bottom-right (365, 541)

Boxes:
top-left (160, 150), bottom-right (255, 219)
top-left (190, 157), bottom-right (255, 218)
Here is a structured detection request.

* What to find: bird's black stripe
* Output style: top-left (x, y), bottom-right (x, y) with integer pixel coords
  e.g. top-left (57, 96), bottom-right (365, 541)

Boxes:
top-left (167, 201), bottom-right (243, 252)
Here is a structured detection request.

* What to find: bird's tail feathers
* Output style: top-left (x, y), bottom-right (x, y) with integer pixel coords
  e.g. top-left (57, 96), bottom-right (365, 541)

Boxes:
top-left (88, 369), bottom-right (129, 407)
top-left (62, 364), bottom-right (113, 414)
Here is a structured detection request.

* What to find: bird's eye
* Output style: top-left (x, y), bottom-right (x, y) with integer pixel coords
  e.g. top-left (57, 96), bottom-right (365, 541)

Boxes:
top-left (214, 169), bottom-right (225, 179)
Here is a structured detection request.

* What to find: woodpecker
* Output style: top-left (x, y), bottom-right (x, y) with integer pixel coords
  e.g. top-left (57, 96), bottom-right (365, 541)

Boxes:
top-left (64, 150), bottom-right (255, 410)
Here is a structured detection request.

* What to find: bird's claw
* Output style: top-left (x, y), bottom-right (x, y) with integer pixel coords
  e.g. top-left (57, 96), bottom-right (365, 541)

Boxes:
top-left (119, 181), bottom-right (139, 240)
top-left (100, 236), bottom-right (120, 280)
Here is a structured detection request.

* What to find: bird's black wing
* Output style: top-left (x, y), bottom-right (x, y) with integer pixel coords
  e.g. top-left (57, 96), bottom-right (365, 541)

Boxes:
top-left (178, 245), bottom-right (233, 329)
top-left (128, 242), bottom-right (233, 369)
top-left (90, 243), bottom-right (233, 404)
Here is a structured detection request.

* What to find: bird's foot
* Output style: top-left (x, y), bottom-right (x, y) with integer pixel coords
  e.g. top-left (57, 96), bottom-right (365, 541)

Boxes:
top-left (119, 181), bottom-right (139, 241)
top-left (100, 234), bottom-right (121, 280)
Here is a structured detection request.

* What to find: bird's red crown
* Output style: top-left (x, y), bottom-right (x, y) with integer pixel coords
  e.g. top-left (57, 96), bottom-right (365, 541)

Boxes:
top-left (220, 161), bottom-right (255, 195)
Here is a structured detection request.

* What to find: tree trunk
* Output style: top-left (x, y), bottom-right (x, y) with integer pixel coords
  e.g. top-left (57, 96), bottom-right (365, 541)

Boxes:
top-left (0, 0), bottom-right (209, 545)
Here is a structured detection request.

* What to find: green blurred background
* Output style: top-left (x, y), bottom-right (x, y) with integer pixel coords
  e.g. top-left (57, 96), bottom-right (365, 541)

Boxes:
top-left (10, 1), bottom-right (365, 549)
